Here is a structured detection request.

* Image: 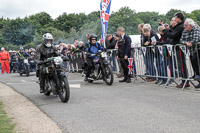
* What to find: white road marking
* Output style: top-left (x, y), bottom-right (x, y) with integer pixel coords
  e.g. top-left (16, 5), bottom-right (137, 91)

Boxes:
top-left (7, 82), bottom-right (36, 85)
top-left (69, 84), bottom-right (81, 88)
top-left (69, 80), bottom-right (84, 82)
top-left (21, 80), bottom-right (26, 83)
top-left (6, 82), bottom-right (81, 88)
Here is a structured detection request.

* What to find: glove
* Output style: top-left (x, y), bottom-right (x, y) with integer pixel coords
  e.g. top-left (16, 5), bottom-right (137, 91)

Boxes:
top-left (38, 61), bottom-right (43, 65)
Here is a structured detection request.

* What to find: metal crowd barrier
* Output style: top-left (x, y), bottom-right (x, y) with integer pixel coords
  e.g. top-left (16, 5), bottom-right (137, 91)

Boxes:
top-left (65, 52), bottom-right (84, 72)
top-left (174, 43), bottom-right (200, 90)
top-left (131, 45), bottom-right (177, 87)
top-left (65, 43), bottom-right (200, 90)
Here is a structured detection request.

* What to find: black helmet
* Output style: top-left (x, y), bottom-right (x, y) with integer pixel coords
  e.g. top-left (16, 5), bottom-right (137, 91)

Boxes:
top-left (89, 34), bottom-right (97, 42)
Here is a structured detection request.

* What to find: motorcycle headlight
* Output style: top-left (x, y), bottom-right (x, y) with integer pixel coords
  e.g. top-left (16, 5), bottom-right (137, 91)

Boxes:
top-left (101, 52), bottom-right (107, 58)
top-left (24, 59), bottom-right (28, 64)
top-left (54, 57), bottom-right (63, 66)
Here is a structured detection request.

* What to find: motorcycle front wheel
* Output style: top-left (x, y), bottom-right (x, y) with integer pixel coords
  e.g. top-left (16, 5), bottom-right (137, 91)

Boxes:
top-left (58, 76), bottom-right (70, 103)
top-left (26, 70), bottom-right (29, 77)
top-left (103, 65), bottom-right (114, 86)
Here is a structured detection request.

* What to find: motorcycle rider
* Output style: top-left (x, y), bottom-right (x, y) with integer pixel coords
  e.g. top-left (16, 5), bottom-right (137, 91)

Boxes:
top-left (84, 34), bottom-right (105, 81)
top-left (16, 47), bottom-right (30, 73)
top-left (35, 33), bottom-right (60, 93)
top-left (10, 50), bottom-right (17, 73)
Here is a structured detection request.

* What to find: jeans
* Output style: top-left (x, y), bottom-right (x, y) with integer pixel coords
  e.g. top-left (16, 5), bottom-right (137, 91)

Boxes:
top-left (144, 48), bottom-right (156, 78)
top-left (156, 53), bottom-right (168, 82)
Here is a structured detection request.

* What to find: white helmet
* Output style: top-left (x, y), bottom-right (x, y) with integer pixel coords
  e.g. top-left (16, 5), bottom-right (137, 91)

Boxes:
top-left (1, 47), bottom-right (4, 51)
top-left (43, 33), bottom-right (54, 47)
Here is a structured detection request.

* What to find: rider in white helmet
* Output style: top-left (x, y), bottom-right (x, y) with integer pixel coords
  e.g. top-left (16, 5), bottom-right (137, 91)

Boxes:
top-left (35, 33), bottom-right (60, 93)
top-left (43, 33), bottom-right (54, 47)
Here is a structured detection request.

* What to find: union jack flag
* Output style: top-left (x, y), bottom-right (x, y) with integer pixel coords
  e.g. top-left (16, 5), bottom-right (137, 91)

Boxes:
top-left (100, 0), bottom-right (112, 47)
top-left (128, 58), bottom-right (134, 75)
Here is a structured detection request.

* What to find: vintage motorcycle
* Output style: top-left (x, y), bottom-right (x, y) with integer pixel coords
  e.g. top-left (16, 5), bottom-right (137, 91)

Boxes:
top-left (19, 57), bottom-right (30, 77)
top-left (39, 56), bottom-right (70, 103)
top-left (83, 50), bottom-right (114, 86)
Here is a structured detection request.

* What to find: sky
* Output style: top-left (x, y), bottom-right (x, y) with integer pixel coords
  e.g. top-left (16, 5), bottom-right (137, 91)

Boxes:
top-left (0, 0), bottom-right (199, 19)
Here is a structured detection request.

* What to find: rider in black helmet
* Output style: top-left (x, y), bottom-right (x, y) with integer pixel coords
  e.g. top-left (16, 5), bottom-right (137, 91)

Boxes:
top-left (84, 34), bottom-right (104, 81)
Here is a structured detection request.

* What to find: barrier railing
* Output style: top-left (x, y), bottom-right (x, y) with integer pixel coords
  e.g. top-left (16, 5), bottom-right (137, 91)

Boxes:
top-left (132, 45), bottom-right (178, 87)
top-left (64, 43), bottom-right (200, 90)
top-left (174, 43), bottom-right (200, 90)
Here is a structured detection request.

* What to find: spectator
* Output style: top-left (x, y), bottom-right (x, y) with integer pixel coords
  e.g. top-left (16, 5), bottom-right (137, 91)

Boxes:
top-left (157, 19), bottom-right (163, 26)
top-left (156, 26), bottom-right (173, 84)
top-left (105, 34), bottom-right (117, 72)
top-left (170, 17), bottom-right (177, 29)
top-left (180, 18), bottom-right (200, 87)
top-left (79, 41), bottom-right (85, 51)
top-left (105, 34), bottom-right (116, 49)
top-left (74, 39), bottom-right (78, 43)
top-left (138, 23), bottom-right (147, 47)
top-left (58, 41), bottom-right (64, 52)
top-left (61, 44), bottom-right (68, 55)
top-left (163, 12), bottom-right (189, 88)
top-left (72, 41), bottom-right (79, 53)
top-left (117, 27), bottom-right (132, 83)
top-left (66, 44), bottom-right (74, 72)
top-left (142, 24), bottom-right (159, 82)
top-left (114, 32), bottom-right (124, 78)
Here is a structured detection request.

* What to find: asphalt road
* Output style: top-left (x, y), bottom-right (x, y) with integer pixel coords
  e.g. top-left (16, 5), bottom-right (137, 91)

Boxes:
top-left (1, 72), bottom-right (200, 133)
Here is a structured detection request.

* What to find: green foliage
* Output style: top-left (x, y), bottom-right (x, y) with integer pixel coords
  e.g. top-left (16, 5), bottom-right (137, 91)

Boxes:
top-left (108, 7), bottom-right (142, 35)
top-left (189, 10), bottom-right (200, 25)
top-left (2, 18), bottom-right (35, 45)
top-left (0, 102), bottom-right (16, 133)
top-left (0, 7), bottom-right (199, 49)
top-left (68, 19), bottom-right (101, 43)
top-left (165, 9), bottom-right (189, 21)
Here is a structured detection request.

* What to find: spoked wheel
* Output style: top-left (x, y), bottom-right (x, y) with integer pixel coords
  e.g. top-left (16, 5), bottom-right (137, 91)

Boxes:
top-left (26, 70), bottom-right (30, 77)
top-left (58, 77), bottom-right (70, 103)
top-left (44, 78), bottom-right (51, 96)
top-left (26, 65), bottom-right (30, 77)
top-left (103, 65), bottom-right (113, 86)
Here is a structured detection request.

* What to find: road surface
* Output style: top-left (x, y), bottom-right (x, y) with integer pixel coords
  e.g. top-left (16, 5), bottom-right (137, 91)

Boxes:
top-left (1, 72), bottom-right (200, 133)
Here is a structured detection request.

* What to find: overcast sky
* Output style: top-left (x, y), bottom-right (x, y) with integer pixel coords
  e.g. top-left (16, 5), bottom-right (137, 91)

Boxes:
top-left (0, 0), bottom-right (199, 19)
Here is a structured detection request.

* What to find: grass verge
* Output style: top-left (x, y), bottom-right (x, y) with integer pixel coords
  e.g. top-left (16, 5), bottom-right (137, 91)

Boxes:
top-left (0, 102), bottom-right (15, 133)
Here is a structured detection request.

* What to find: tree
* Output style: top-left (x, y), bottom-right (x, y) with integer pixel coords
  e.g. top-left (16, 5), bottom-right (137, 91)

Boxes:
top-left (165, 9), bottom-right (188, 20)
top-left (108, 7), bottom-right (142, 35)
top-left (2, 18), bottom-right (35, 45)
top-left (26, 12), bottom-right (53, 34)
top-left (54, 13), bottom-right (87, 33)
top-left (189, 10), bottom-right (200, 25)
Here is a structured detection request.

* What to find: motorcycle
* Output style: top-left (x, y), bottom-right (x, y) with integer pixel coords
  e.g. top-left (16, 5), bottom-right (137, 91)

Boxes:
top-left (29, 58), bottom-right (36, 72)
top-left (39, 56), bottom-right (70, 103)
top-left (10, 58), bottom-right (18, 73)
top-left (19, 57), bottom-right (30, 77)
top-left (83, 50), bottom-right (114, 86)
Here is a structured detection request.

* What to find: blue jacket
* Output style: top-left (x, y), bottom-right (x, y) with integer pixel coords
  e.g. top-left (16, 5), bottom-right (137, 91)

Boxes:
top-left (86, 42), bottom-right (104, 58)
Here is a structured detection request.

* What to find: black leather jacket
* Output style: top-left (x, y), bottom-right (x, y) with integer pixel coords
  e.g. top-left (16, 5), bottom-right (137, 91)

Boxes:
top-left (34, 43), bottom-right (60, 64)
